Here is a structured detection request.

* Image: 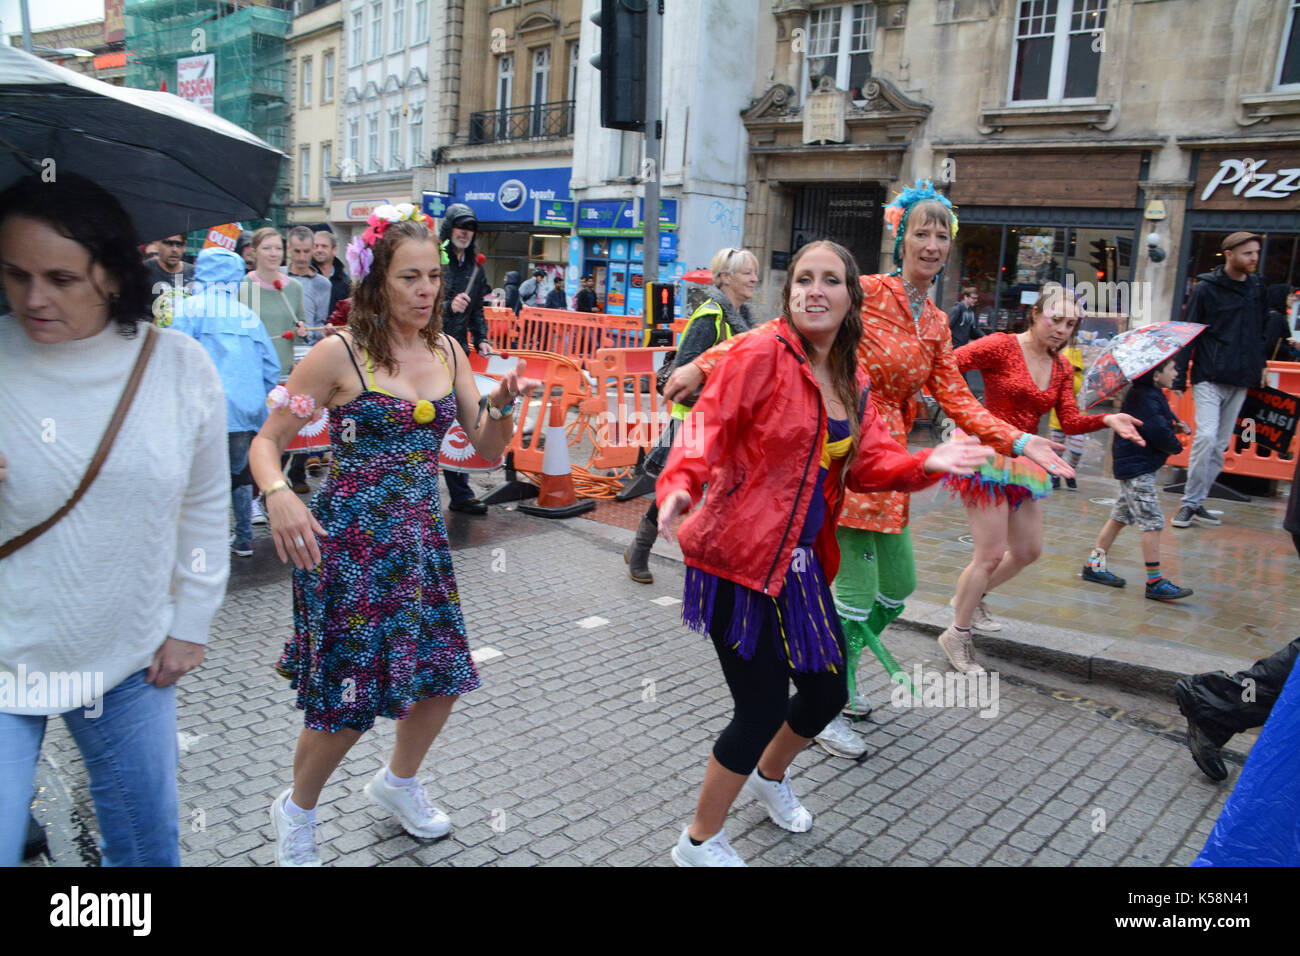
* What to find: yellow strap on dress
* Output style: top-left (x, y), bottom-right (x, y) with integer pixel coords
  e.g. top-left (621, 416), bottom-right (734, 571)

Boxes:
top-left (821, 436), bottom-right (852, 469)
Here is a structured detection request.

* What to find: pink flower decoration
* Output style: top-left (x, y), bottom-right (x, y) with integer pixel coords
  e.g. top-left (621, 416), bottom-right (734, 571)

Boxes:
top-left (289, 393), bottom-right (316, 419)
top-left (267, 385), bottom-right (290, 410)
top-left (884, 205), bottom-right (904, 236)
top-left (345, 237), bottom-right (373, 279)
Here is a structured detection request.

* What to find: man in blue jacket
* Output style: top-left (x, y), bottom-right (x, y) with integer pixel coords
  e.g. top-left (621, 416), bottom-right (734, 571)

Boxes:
top-left (171, 247), bottom-right (281, 556)
top-left (1172, 232), bottom-right (1269, 529)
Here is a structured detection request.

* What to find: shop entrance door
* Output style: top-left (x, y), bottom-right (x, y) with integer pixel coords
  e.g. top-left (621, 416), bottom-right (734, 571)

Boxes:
top-left (791, 185), bottom-right (884, 274)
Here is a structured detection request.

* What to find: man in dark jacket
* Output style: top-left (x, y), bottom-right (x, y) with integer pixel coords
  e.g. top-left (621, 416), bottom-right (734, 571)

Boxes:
top-left (574, 274), bottom-right (599, 313)
top-left (438, 203), bottom-right (492, 514)
top-left (312, 227), bottom-right (351, 317)
top-left (543, 275), bottom-right (568, 310)
top-left (947, 287), bottom-right (983, 347)
top-left (503, 270), bottom-right (522, 313)
top-left (1171, 232), bottom-right (1270, 529)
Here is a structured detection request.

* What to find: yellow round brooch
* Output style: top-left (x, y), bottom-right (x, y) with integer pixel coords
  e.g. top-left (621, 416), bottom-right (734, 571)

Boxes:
top-left (412, 400), bottom-right (436, 424)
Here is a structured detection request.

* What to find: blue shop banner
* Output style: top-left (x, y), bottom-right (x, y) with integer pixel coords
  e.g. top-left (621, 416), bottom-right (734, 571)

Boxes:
top-left (577, 199), bottom-right (639, 236)
top-left (450, 167), bottom-right (572, 222)
top-left (630, 233), bottom-right (678, 262)
top-left (637, 199), bottom-right (678, 230)
top-left (535, 198), bottom-right (575, 228)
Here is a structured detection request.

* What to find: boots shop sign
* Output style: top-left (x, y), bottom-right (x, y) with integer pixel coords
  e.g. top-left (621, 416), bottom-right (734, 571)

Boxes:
top-left (1197, 152), bottom-right (1300, 209)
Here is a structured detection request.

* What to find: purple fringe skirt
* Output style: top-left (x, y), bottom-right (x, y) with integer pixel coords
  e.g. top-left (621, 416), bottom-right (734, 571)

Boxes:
top-left (682, 546), bottom-right (844, 673)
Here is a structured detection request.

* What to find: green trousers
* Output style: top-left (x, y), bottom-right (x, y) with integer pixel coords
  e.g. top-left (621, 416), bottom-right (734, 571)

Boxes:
top-left (833, 526), bottom-right (917, 699)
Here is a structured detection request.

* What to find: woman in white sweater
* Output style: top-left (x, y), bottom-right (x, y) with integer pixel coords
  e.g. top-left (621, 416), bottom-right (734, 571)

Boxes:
top-left (0, 174), bottom-right (229, 866)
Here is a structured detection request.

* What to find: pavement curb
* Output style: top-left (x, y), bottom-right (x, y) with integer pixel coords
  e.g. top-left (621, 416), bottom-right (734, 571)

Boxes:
top-left (567, 510), bottom-right (1259, 698)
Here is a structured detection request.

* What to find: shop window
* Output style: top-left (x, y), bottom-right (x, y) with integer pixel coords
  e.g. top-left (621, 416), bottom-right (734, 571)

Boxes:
top-left (954, 224), bottom-right (1002, 328)
top-left (1011, 0), bottom-right (1107, 103)
top-left (803, 3), bottom-right (875, 102)
top-left (1280, 1), bottom-right (1300, 88)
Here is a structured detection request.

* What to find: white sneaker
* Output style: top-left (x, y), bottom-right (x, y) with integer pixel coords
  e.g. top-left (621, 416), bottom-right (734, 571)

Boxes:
top-left (938, 626), bottom-right (986, 675)
top-left (363, 768), bottom-right (451, 839)
top-left (743, 769), bottom-right (813, 832)
top-left (250, 497), bottom-right (268, 525)
top-left (949, 596), bottom-right (1002, 632)
top-left (270, 788), bottom-right (322, 867)
top-left (842, 688), bottom-right (873, 719)
top-left (814, 714), bottom-right (868, 759)
top-left (670, 826), bottom-right (746, 867)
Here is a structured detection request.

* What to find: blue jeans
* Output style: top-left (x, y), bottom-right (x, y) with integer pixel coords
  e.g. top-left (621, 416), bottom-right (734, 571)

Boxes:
top-left (228, 431), bottom-right (255, 546)
top-left (0, 669), bottom-right (179, 866)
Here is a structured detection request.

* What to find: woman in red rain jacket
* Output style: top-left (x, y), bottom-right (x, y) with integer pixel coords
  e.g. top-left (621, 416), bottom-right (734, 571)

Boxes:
top-left (655, 240), bottom-right (993, 867)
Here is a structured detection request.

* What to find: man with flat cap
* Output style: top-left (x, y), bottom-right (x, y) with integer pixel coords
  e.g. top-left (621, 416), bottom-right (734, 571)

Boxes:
top-left (1172, 231), bottom-right (1270, 529)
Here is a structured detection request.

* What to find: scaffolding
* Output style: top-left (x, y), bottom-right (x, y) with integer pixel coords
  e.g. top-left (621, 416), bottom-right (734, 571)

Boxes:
top-left (125, 0), bottom-right (292, 228)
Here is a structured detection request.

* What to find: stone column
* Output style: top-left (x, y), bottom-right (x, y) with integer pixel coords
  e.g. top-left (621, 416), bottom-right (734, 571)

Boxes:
top-left (1133, 180), bottom-right (1193, 326)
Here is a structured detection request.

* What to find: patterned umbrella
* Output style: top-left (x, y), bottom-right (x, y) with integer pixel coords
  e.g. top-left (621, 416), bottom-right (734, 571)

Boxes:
top-left (1081, 321), bottom-right (1206, 409)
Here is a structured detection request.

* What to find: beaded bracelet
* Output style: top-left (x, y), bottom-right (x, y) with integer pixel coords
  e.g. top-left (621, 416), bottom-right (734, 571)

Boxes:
top-left (1012, 432), bottom-right (1031, 456)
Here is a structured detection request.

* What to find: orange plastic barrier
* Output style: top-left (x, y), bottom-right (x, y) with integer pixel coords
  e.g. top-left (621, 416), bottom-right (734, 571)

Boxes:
top-left (1164, 361), bottom-right (1298, 482)
top-left (512, 307), bottom-right (643, 363)
top-left (484, 306), bottom-right (519, 351)
top-left (581, 347), bottom-right (677, 471)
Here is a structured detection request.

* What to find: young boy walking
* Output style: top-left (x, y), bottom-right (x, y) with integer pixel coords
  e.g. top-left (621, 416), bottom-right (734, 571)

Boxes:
top-left (1082, 357), bottom-right (1194, 600)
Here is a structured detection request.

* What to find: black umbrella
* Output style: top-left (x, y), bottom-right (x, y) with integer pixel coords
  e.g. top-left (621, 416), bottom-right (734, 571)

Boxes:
top-left (0, 45), bottom-right (284, 242)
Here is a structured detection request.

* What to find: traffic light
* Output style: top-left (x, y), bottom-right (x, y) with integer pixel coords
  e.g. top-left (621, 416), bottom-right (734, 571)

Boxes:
top-left (589, 0), bottom-right (646, 131)
top-left (1089, 239), bottom-right (1112, 280)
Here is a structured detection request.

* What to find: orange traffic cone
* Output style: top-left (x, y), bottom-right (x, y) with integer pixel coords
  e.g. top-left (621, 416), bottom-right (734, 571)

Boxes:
top-left (518, 400), bottom-right (596, 518)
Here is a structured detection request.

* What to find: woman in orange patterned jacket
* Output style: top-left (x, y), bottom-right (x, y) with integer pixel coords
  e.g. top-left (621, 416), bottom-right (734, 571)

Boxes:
top-left (662, 181), bottom-right (1073, 759)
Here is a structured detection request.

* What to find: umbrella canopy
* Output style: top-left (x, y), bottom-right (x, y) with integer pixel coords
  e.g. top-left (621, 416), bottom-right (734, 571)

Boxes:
top-left (681, 268), bottom-right (713, 284)
top-left (0, 45), bottom-right (284, 242)
top-left (1080, 321), bottom-right (1205, 409)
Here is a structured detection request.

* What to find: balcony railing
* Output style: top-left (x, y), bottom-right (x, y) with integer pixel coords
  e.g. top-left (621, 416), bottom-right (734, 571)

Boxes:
top-left (468, 100), bottom-right (574, 145)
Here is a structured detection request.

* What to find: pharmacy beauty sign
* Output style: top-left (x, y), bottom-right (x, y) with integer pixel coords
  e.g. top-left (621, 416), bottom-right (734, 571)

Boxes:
top-left (177, 55), bottom-right (215, 113)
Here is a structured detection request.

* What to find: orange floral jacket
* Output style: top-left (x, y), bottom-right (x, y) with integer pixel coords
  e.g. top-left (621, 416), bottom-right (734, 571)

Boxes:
top-left (692, 273), bottom-right (1023, 533)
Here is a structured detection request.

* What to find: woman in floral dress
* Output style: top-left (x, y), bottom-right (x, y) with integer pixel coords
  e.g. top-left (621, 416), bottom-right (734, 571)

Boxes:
top-left (663, 181), bottom-right (1074, 758)
top-left (250, 208), bottom-right (534, 866)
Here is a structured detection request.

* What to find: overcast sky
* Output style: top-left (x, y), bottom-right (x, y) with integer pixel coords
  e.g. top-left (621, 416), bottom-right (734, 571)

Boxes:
top-left (0, 0), bottom-right (105, 46)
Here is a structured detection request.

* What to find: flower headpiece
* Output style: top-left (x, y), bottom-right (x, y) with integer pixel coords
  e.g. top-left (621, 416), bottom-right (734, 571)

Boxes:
top-left (883, 179), bottom-right (959, 270)
top-left (345, 202), bottom-right (444, 280)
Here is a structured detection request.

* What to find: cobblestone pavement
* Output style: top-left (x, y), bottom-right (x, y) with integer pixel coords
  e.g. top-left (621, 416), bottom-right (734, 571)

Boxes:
top-left (31, 508), bottom-right (1234, 867)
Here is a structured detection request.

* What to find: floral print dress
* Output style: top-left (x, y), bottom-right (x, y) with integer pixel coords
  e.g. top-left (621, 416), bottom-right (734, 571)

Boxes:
top-left (277, 343), bottom-right (480, 732)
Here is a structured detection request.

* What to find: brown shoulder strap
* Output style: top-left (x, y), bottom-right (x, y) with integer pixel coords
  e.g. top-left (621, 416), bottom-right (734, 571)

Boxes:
top-left (0, 323), bottom-right (159, 560)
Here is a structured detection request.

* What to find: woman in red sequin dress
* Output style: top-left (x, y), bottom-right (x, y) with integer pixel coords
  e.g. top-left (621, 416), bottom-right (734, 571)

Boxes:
top-left (941, 285), bottom-right (1144, 673)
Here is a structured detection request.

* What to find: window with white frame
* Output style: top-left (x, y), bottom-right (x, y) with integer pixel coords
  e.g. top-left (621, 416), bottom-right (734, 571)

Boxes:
top-left (568, 41), bottom-right (579, 101)
top-left (412, 0), bottom-right (428, 45)
top-left (347, 119), bottom-right (360, 174)
top-left (530, 47), bottom-right (551, 136)
top-left (322, 52), bottom-right (334, 103)
top-left (804, 3), bottom-right (875, 101)
top-left (497, 54), bottom-right (514, 109)
top-left (370, 1), bottom-right (383, 59)
top-left (320, 143), bottom-right (332, 198)
top-left (351, 9), bottom-right (363, 64)
top-left (391, 0), bottom-right (405, 54)
top-left (1011, 0), bottom-right (1107, 102)
top-left (409, 105), bottom-right (423, 167)
top-left (299, 145), bottom-right (311, 200)
top-left (1279, 0), bottom-right (1300, 87)
top-left (387, 108), bottom-right (402, 168)
top-left (531, 47), bottom-right (550, 105)
top-left (367, 112), bottom-right (379, 170)
top-left (301, 57), bottom-right (312, 108)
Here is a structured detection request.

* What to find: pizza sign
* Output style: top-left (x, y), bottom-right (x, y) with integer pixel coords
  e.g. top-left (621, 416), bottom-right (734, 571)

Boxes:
top-left (1201, 159), bottom-right (1300, 202)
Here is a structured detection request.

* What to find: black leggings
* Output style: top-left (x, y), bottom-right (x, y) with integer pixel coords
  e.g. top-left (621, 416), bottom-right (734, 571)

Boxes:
top-left (708, 579), bottom-right (848, 775)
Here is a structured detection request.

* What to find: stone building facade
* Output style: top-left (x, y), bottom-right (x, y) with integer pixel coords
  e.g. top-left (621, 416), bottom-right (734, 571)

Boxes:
top-left (739, 0), bottom-right (1300, 327)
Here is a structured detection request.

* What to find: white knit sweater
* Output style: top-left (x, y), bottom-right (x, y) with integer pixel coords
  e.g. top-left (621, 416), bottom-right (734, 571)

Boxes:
top-left (0, 317), bottom-right (229, 714)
